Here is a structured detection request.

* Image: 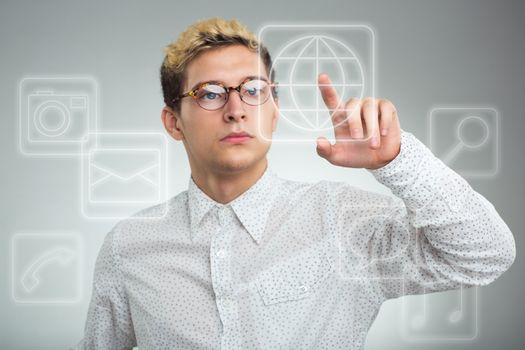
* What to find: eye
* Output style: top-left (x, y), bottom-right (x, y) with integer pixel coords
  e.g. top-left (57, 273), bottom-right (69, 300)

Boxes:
top-left (196, 84), bottom-right (225, 101)
top-left (246, 88), bottom-right (258, 96)
top-left (242, 80), bottom-right (267, 97)
top-left (202, 92), bottom-right (218, 100)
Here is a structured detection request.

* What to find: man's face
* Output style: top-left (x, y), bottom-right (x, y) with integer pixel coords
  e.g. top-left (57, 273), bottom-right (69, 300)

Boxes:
top-left (170, 45), bottom-right (279, 175)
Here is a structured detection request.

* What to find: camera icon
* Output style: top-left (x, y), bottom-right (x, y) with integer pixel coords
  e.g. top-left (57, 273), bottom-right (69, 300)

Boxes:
top-left (19, 77), bottom-right (98, 156)
top-left (28, 91), bottom-right (88, 140)
top-left (428, 107), bottom-right (499, 178)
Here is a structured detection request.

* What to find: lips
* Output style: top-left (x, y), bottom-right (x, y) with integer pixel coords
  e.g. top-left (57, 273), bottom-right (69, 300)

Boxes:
top-left (221, 131), bottom-right (253, 141)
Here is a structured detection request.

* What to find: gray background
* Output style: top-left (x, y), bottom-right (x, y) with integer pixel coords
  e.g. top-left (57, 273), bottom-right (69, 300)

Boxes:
top-left (1, 0), bottom-right (524, 349)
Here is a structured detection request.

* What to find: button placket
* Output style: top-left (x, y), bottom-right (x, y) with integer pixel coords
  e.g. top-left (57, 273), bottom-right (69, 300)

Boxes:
top-left (218, 205), bottom-right (230, 227)
top-left (210, 236), bottom-right (231, 297)
top-left (210, 205), bottom-right (240, 349)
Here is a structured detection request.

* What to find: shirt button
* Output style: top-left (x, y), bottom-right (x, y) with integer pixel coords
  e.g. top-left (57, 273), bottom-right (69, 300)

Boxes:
top-left (299, 285), bottom-right (309, 293)
top-left (216, 250), bottom-right (227, 258)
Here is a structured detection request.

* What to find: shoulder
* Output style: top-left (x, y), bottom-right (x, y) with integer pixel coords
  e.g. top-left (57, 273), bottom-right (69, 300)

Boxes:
top-left (279, 175), bottom-right (397, 215)
top-left (277, 175), bottom-right (371, 201)
top-left (110, 191), bottom-right (189, 245)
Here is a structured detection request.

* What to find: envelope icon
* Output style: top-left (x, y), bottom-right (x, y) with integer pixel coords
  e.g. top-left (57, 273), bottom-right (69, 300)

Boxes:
top-left (88, 148), bottom-right (161, 203)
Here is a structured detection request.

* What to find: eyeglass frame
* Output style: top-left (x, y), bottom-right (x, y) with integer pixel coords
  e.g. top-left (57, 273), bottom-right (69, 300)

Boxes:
top-left (172, 76), bottom-right (279, 111)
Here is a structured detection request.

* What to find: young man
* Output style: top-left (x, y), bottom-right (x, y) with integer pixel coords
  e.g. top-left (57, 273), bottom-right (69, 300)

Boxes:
top-left (76, 18), bottom-right (516, 349)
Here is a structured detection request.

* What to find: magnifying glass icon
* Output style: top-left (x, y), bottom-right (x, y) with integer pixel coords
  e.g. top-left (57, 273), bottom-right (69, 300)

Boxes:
top-left (441, 116), bottom-right (490, 165)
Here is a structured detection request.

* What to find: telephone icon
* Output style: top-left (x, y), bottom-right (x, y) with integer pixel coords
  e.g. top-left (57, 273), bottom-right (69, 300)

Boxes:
top-left (20, 246), bottom-right (76, 292)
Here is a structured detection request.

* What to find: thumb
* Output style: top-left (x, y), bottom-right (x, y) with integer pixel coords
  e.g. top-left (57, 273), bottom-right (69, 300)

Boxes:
top-left (316, 136), bottom-right (333, 160)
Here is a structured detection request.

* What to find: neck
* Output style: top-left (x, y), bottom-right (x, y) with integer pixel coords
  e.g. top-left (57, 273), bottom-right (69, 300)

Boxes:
top-left (190, 159), bottom-right (268, 204)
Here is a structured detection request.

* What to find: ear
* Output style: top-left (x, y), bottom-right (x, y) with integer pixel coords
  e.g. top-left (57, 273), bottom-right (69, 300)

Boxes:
top-left (161, 106), bottom-right (185, 141)
top-left (271, 97), bottom-right (279, 132)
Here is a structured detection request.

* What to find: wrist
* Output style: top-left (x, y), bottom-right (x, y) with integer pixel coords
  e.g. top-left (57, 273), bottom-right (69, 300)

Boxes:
top-left (366, 142), bottom-right (401, 170)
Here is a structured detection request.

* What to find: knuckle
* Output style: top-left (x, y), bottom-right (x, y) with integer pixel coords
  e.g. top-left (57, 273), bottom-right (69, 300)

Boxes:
top-left (344, 100), bottom-right (360, 115)
top-left (380, 105), bottom-right (393, 116)
top-left (332, 99), bottom-right (345, 111)
top-left (362, 99), bottom-right (376, 110)
top-left (332, 114), bottom-right (346, 125)
top-left (347, 115), bottom-right (361, 125)
top-left (331, 111), bottom-right (346, 124)
top-left (344, 98), bottom-right (359, 109)
top-left (381, 99), bottom-right (397, 112)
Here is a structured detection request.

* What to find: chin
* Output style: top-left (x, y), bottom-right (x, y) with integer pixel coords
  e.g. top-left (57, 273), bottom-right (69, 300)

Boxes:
top-left (214, 152), bottom-right (264, 173)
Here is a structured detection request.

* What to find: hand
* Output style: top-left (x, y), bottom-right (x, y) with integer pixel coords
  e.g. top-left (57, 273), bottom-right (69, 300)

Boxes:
top-left (315, 74), bottom-right (402, 170)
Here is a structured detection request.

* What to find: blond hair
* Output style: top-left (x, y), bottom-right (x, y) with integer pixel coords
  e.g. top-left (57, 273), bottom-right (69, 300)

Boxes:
top-left (160, 17), bottom-right (275, 111)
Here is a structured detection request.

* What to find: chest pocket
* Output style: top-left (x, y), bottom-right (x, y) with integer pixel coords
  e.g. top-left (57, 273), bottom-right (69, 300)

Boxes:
top-left (254, 247), bottom-right (334, 306)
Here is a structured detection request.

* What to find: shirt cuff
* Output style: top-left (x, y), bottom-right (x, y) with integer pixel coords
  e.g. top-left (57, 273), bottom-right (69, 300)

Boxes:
top-left (368, 130), bottom-right (470, 210)
top-left (369, 130), bottom-right (421, 176)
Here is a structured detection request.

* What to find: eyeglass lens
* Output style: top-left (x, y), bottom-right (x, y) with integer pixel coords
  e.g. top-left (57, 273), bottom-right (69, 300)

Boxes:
top-left (195, 79), bottom-right (271, 110)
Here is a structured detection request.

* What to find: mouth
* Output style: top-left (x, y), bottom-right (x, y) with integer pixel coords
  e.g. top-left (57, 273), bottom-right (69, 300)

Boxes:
top-left (220, 131), bottom-right (254, 144)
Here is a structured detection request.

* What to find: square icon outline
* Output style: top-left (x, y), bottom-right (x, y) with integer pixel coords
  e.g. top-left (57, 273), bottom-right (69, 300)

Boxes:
top-left (257, 23), bottom-right (376, 143)
top-left (428, 106), bottom-right (500, 178)
top-left (10, 232), bottom-right (84, 304)
top-left (18, 76), bottom-right (99, 157)
top-left (80, 131), bottom-right (170, 220)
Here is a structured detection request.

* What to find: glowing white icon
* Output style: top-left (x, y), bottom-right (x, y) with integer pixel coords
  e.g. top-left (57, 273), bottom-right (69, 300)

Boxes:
top-left (11, 232), bottom-right (83, 304)
top-left (401, 279), bottom-right (479, 342)
top-left (81, 132), bottom-right (169, 219)
top-left (18, 76), bottom-right (98, 156)
top-left (257, 24), bottom-right (375, 142)
top-left (429, 107), bottom-right (499, 178)
top-left (89, 149), bottom-right (161, 204)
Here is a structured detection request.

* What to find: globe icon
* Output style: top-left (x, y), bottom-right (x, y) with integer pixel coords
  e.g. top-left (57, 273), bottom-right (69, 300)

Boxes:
top-left (270, 35), bottom-right (365, 132)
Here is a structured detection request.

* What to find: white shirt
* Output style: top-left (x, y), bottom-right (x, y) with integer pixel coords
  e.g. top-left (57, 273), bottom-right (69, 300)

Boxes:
top-left (75, 131), bottom-right (515, 350)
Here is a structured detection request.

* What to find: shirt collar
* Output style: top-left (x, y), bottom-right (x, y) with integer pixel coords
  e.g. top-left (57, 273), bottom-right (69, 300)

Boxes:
top-left (187, 166), bottom-right (280, 245)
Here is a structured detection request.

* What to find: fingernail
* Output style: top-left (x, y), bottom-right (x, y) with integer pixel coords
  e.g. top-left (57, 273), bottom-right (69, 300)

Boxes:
top-left (381, 128), bottom-right (388, 136)
top-left (371, 136), bottom-right (379, 147)
top-left (351, 128), bottom-right (363, 138)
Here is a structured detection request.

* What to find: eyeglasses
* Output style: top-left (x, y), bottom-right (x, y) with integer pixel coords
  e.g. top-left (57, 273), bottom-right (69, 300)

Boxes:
top-left (173, 78), bottom-right (278, 111)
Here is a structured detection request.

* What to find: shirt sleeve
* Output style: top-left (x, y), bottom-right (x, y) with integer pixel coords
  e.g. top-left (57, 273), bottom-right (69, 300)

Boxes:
top-left (73, 229), bottom-right (136, 350)
top-left (335, 130), bottom-right (516, 301)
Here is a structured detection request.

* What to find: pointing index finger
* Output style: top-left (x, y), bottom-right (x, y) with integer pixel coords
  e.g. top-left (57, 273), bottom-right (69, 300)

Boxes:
top-left (318, 73), bottom-right (342, 113)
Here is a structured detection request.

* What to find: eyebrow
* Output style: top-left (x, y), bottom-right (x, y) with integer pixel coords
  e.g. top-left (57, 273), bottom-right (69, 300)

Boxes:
top-left (188, 75), bottom-right (269, 91)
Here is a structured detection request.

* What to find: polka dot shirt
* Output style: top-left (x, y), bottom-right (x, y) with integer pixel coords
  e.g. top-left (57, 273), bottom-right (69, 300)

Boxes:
top-left (74, 130), bottom-right (516, 349)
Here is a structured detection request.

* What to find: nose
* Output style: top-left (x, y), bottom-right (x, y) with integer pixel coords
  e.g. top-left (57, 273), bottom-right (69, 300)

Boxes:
top-left (222, 89), bottom-right (246, 123)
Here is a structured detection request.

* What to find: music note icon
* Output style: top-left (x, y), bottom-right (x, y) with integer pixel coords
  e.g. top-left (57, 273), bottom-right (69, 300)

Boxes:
top-left (401, 282), bottom-right (479, 342)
